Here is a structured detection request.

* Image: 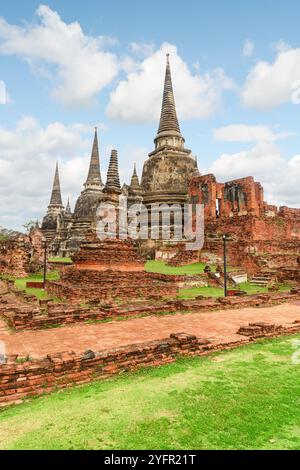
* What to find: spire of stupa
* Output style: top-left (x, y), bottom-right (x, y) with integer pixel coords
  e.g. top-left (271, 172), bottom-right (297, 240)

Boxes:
top-left (65, 197), bottom-right (72, 214)
top-left (84, 127), bottom-right (103, 190)
top-left (156, 54), bottom-right (182, 138)
top-left (104, 149), bottom-right (121, 193)
top-left (49, 162), bottom-right (63, 207)
top-left (129, 163), bottom-right (141, 193)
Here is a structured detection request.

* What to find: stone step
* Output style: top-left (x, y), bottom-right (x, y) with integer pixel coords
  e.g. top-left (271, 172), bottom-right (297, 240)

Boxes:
top-left (250, 281), bottom-right (269, 286)
top-left (250, 276), bottom-right (271, 286)
top-left (250, 281), bottom-right (268, 286)
top-left (251, 275), bottom-right (272, 282)
top-left (253, 274), bottom-right (272, 278)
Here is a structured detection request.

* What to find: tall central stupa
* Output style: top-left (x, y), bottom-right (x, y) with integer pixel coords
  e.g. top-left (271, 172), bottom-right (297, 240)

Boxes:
top-left (141, 54), bottom-right (198, 205)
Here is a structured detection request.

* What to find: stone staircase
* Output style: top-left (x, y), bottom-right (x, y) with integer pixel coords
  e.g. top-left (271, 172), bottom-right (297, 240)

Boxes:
top-left (250, 272), bottom-right (273, 287)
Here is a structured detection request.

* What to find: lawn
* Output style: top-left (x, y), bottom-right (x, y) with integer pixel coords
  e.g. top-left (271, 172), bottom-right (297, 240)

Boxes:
top-left (145, 260), bottom-right (217, 275)
top-left (239, 282), bottom-right (291, 294)
top-left (0, 335), bottom-right (300, 450)
top-left (178, 286), bottom-right (224, 299)
top-left (14, 272), bottom-right (60, 300)
top-left (48, 257), bottom-right (72, 263)
top-left (178, 282), bottom-right (292, 299)
top-left (145, 260), bottom-right (238, 276)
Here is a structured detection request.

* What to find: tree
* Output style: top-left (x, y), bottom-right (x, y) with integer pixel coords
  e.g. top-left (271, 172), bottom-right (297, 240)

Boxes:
top-left (22, 220), bottom-right (39, 234)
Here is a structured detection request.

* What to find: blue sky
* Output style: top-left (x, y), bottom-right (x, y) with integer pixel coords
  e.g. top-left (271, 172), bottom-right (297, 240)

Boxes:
top-left (1, 0), bottom-right (300, 230)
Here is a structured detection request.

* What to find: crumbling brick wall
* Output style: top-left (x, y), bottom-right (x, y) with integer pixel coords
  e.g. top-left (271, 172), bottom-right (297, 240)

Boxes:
top-left (189, 174), bottom-right (300, 239)
top-left (189, 174), bottom-right (300, 272)
top-left (189, 175), bottom-right (266, 220)
top-left (0, 229), bottom-right (44, 278)
top-left (0, 333), bottom-right (211, 406)
top-left (2, 319), bottom-right (300, 407)
top-left (0, 235), bottom-right (32, 278)
top-left (47, 269), bottom-right (179, 304)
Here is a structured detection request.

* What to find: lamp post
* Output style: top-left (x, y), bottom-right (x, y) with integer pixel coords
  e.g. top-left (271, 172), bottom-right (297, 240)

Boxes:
top-left (42, 239), bottom-right (47, 289)
top-left (223, 234), bottom-right (228, 297)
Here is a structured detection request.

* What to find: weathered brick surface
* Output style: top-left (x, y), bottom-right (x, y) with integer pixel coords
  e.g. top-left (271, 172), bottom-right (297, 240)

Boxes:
top-left (46, 232), bottom-right (179, 303)
top-left (1, 319), bottom-right (300, 407)
top-left (47, 269), bottom-right (178, 304)
top-left (2, 277), bottom-right (300, 331)
top-left (0, 333), bottom-right (209, 406)
top-left (72, 231), bottom-right (145, 271)
top-left (167, 244), bottom-right (200, 266)
top-left (237, 321), bottom-right (282, 337)
top-left (0, 229), bottom-right (44, 278)
top-left (189, 174), bottom-right (300, 273)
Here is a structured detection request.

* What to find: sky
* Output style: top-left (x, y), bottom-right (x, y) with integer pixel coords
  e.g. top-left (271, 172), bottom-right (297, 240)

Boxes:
top-left (1, 0), bottom-right (300, 230)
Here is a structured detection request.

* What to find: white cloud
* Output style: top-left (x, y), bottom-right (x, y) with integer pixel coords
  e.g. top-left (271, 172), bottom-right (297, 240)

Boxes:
top-left (213, 124), bottom-right (293, 142)
top-left (130, 42), bottom-right (155, 57)
top-left (0, 5), bottom-right (119, 106)
top-left (0, 79), bottom-right (12, 104)
top-left (120, 144), bottom-right (148, 183)
top-left (242, 46), bottom-right (300, 109)
top-left (121, 56), bottom-right (138, 73)
top-left (273, 39), bottom-right (291, 53)
top-left (209, 141), bottom-right (300, 207)
top-left (0, 117), bottom-right (150, 230)
top-left (243, 40), bottom-right (254, 58)
top-left (0, 117), bottom-right (96, 230)
top-left (107, 43), bottom-right (235, 123)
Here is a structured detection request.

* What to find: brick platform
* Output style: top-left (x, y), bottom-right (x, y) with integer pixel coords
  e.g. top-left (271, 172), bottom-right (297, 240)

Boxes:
top-left (47, 232), bottom-right (179, 303)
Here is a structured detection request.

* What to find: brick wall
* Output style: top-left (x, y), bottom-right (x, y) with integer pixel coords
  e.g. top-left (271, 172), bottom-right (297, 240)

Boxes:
top-left (0, 235), bottom-right (31, 278)
top-left (2, 280), bottom-right (300, 331)
top-left (189, 174), bottom-right (300, 272)
top-left (0, 229), bottom-right (44, 278)
top-left (2, 320), bottom-right (300, 408)
top-left (0, 333), bottom-right (211, 407)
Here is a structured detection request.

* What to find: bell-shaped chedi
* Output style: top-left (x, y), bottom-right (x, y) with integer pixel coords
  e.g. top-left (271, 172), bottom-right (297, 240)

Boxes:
top-left (67, 128), bottom-right (105, 252)
top-left (73, 127), bottom-right (104, 222)
top-left (141, 54), bottom-right (198, 206)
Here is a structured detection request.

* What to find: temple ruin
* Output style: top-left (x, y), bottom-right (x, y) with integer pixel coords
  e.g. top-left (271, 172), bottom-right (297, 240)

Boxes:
top-left (40, 54), bottom-right (300, 272)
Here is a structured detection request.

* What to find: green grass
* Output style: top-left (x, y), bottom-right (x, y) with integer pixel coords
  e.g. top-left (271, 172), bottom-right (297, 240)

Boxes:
top-left (0, 335), bottom-right (300, 450)
top-left (239, 282), bottom-right (291, 295)
top-left (48, 257), bottom-right (72, 263)
top-left (145, 260), bottom-right (237, 276)
top-left (14, 272), bottom-right (60, 300)
top-left (178, 282), bottom-right (292, 300)
top-left (145, 260), bottom-right (216, 275)
top-left (178, 286), bottom-right (224, 299)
